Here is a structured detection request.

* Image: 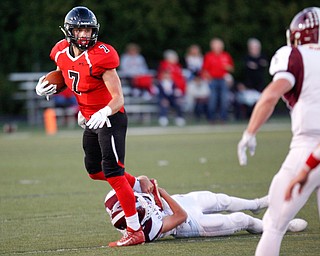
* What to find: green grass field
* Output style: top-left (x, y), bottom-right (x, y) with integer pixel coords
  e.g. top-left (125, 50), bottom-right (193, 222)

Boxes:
top-left (1, 121), bottom-right (319, 255)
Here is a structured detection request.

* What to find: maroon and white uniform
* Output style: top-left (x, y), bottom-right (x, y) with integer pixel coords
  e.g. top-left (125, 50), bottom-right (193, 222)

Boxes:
top-left (105, 190), bottom-right (163, 242)
top-left (106, 190), bottom-right (267, 240)
top-left (160, 192), bottom-right (264, 238)
top-left (270, 45), bottom-right (320, 141)
top-left (259, 44), bottom-right (320, 254)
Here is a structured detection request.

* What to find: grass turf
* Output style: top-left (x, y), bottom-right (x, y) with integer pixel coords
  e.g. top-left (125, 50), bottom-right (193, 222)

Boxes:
top-left (0, 121), bottom-right (319, 255)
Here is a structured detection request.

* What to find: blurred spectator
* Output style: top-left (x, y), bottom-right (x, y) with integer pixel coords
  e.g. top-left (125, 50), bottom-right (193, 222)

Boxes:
top-left (244, 38), bottom-right (268, 92)
top-left (119, 43), bottom-right (153, 96)
top-left (158, 49), bottom-right (186, 95)
top-left (233, 82), bottom-right (261, 120)
top-left (186, 73), bottom-right (210, 121)
top-left (156, 70), bottom-right (185, 127)
top-left (202, 38), bottom-right (234, 123)
top-left (120, 43), bottom-right (149, 80)
top-left (52, 87), bottom-right (79, 126)
top-left (185, 44), bottom-right (203, 80)
top-left (53, 87), bottom-right (77, 109)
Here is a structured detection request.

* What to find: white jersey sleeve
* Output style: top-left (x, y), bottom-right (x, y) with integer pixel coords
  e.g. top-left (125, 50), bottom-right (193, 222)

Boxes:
top-left (269, 46), bottom-right (296, 86)
top-left (269, 45), bottom-right (320, 139)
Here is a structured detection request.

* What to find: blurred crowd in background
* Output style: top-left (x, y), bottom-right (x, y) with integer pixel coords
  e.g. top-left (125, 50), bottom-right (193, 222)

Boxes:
top-left (11, 36), bottom-right (269, 130)
top-left (2, 1), bottom-right (311, 130)
top-left (112, 36), bottom-right (268, 126)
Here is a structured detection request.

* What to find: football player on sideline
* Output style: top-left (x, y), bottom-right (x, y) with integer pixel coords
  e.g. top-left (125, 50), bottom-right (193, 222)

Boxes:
top-left (105, 176), bottom-right (307, 242)
top-left (237, 7), bottom-right (320, 256)
top-left (35, 6), bottom-right (145, 247)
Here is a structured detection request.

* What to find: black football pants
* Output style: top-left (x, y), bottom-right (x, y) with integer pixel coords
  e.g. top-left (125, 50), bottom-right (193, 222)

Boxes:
top-left (82, 111), bottom-right (127, 178)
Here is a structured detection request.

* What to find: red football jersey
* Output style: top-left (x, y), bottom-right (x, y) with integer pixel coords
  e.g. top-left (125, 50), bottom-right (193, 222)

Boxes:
top-left (50, 39), bottom-right (124, 119)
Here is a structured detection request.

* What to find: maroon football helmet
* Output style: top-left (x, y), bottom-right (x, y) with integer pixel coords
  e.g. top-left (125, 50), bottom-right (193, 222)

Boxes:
top-left (105, 190), bottom-right (155, 230)
top-left (286, 7), bottom-right (320, 46)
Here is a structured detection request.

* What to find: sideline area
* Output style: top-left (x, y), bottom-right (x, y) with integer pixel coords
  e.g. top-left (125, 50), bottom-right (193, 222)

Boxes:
top-left (0, 117), bottom-right (291, 139)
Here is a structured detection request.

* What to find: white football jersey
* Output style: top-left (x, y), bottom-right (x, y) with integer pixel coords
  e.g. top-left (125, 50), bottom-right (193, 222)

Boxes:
top-left (159, 194), bottom-right (203, 238)
top-left (106, 190), bottom-right (264, 241)
top-left (141, 204), bottom-right (163, 242)
top-left (147, 191), bottom-right (258, 239)
top-left (269, 45), bottom-right (320, 141)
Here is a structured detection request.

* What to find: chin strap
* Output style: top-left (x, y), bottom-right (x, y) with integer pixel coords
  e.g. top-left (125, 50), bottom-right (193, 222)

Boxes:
top-left (59, 26), bottom-right (68, 38)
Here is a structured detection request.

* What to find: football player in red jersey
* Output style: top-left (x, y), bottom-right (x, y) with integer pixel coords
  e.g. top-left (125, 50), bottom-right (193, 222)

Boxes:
top-left (238, 7), bottom-right (320, 256)
top-left (35, 6), bottom-right (145, 247)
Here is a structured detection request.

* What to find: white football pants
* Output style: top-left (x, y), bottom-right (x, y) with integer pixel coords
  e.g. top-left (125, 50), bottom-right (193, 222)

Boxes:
top-left (173, 191), bottom-right (263, 237)
top-left (255, 145), bottom-right (320, 256)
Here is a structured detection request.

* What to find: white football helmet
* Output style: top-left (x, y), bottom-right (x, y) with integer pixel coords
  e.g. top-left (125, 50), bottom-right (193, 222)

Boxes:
top-left (286, 7), bottom-right (320, 46)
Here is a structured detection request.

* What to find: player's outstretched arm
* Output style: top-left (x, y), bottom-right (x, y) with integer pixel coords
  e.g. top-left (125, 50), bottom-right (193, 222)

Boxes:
top-left (159, 188), bottom-right (187, 233)
top-left (238, 79), bottom-right (292, 166)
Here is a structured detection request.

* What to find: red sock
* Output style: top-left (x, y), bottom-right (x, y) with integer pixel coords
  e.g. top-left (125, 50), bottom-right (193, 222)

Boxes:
top-left (124, 172), bottom-right (136, 188)
top-left (89, 171), bottom-right (137, 186)
top-left (89, 171), bottom-right (107, 181)
top-left (107, 175), bottom-right (137, 217)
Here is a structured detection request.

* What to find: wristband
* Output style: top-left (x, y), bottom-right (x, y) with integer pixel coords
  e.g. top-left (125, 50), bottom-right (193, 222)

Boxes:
top-left (305, 153), bottom-right (320, 170)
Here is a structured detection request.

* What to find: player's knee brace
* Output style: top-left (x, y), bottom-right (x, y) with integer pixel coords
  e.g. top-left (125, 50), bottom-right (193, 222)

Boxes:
top-left (216, 193), bottom-right (232, 209)
top-left (229, 212), bottom-right (249, 226)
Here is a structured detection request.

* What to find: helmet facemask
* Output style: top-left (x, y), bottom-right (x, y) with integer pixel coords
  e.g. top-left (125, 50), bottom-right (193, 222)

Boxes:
top-left (286, 7), bottom-right (320, 47)
top-left (105, 190), bottom-right (155, 231)
top-left (62, 6), bottom-right (100, 51)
